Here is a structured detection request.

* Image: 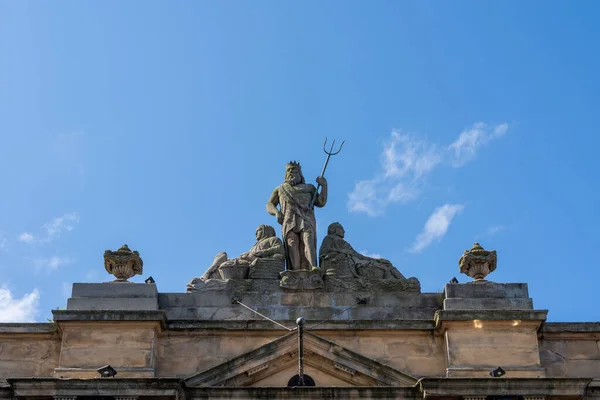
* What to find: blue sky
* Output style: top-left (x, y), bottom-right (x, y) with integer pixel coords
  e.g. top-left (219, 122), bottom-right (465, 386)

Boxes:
top-left (1, 1), bottom-right (599, 322)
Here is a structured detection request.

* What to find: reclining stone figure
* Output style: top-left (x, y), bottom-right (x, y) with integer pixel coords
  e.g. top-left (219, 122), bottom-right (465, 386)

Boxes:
top-left (319, 222), bottom-right (407, 280)
top-left (187, 225), bottom-right (285, 291)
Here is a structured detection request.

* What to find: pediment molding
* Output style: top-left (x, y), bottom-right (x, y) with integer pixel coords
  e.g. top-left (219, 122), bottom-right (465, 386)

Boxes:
top-left (185, 331), bottom-right (417, 387)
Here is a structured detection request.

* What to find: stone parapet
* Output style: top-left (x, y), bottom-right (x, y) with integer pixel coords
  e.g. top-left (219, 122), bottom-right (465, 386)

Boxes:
top-left (159, 290), bottom-right (440, 322)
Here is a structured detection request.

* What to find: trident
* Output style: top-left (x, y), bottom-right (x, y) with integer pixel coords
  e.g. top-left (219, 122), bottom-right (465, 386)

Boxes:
top-left (310, 137), bottom-right (344, 209)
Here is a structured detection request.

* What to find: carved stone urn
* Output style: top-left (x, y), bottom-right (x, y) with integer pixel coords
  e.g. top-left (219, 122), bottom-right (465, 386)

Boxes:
top-left (104, 244), bottom-right (143, 282)
top-left (458, 242), bottom-right (497, 282)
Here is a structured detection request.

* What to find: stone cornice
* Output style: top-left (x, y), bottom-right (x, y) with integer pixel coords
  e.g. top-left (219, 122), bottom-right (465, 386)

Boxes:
top-left (418, 377), bottom-right (593, 397)
top-left (0, 323), bottom-right (57, 334)
top-left (435, 309), bottom-right (548, 330)
top-left (51, 310), bottom-right (167, 333)
top-left (6, 378), bottom-right (183, 397)
top-left (167, 319), bottom-right (436, 331)
top-left (539, 322), bottom-right (600, 340)
top-left (541, 322), bottom-right (600, 332)
top-left (186, 387), bottom-right (418, 398)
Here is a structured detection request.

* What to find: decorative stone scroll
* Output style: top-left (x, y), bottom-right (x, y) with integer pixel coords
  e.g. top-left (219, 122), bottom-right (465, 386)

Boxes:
top-left (459, 242), bottom-right (497, 282)
top-left (280, 269), bottom-right (324, 290)
top-left (103, 244), bottom-right (143, 282)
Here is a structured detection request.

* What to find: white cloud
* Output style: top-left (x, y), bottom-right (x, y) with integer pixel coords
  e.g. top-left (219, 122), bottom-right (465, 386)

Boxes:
top-left (348, 132), bottom-right (434, 216)
top-left (348, 123), bottom-right (508, 216)
top-left (42, 213), bottom-right (80, 240)
top-left (0, 286), bottom-right (40, 322)
top-left (33, 256), bottom-right (72, 272)
top-left (382, 131), bottom-right (441, 178)
top-left (18, 213), bottom-right (80, 244)
top-left (18, 232), bottom-right (36, 243)
top-left (359, 250), bottom-right (383, 259)
top-left (410, 204), bottom-right (464, 253)
top-left (475, 224), bottom-right (506, 240)
top-left (485, 224), bottom-right (505, 236)
top-left (448, 122), bottom-right (508, 167)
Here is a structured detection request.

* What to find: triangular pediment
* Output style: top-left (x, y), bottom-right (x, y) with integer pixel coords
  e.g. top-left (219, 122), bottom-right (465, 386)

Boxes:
top-left (185, 331), bottom-right (417, 387)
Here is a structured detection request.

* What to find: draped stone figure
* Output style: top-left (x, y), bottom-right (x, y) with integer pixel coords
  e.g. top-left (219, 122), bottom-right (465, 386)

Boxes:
top-left (319, 222), bottom-right (408, 280)
top-left (266, 161), bottom-right (327, 271)
top-left (187, 225), bottom-right (284, 291)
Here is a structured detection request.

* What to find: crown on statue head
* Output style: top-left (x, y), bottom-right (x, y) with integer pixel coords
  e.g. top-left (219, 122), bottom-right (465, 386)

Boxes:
top-left (286, 161), bottom-right (302, 169)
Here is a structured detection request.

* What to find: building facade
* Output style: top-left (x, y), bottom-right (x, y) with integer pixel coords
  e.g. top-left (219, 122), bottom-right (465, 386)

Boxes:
top-left (0, 240), bottom-right (599, 399)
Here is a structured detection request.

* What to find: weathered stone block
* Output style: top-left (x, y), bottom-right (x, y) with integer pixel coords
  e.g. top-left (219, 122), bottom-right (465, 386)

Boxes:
top-left (67, 297), bottom-right (158, 311)
top-left (446, 326), bottom-right (542, 370)
top-left (445, 282), bottom-right (530, 299)
top-left (59, 347), bottom-right (153, 369)
top-left (71, 283), bottom-right (158, 299)
top-left (541, 340), bottom-right (600, 360)
top-left (443, 297), bottom-right (534, 310)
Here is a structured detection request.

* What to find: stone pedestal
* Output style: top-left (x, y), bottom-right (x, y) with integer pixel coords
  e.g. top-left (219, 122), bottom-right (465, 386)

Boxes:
top-left (444, 282), bottom-right (534, 310)
top-left (437, 282), bottom-right (547, 378)
top-left (53, 283), bottom-right (164, 379)
top-left (67, 283), bottom-right (158, 311)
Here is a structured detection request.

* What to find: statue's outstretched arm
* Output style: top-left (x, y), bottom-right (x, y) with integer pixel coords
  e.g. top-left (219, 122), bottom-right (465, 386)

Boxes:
top-left (266, 189), bottom-right (283, 224)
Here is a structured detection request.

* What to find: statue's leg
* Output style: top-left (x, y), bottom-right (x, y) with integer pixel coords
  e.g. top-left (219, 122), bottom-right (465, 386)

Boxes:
top-left (201, 252), bottom-right (228, 280)
top-left (286, 232), bottom-right (301, 271)
top-left (302, 231), bottom-right (318, 268)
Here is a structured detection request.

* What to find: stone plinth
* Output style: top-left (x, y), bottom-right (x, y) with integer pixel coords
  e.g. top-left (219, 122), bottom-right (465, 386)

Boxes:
top-left (444, 282), bottom-right (534, 310)
top-left (66, 283), bottom-right (158, 311)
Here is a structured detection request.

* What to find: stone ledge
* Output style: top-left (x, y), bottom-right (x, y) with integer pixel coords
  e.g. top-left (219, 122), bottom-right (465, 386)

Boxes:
top-left (6, 378), bottom-right (182, 397)
top-left (435, 309), bottom-right (548, 328)
top-left (541, 322), bottom-right (600, 333)
top-left (167, 319), bottom-right (436, 331)
top-left (163, 306), bottom-right (438, 321)
top-left (54, 367), bottom-right (155, 379)
top-left (186, 387), bottom-right (417, 399)
top-left (444, 298), bottom-right (534, 311)
top-left (52, 310), bottom-right (167, 331)
top-left (446, 366), bottom-right (546, 378)
top-left (418, 377), bottom-right (593, 397)
top-left (0, 323), bottom-right (57, 334)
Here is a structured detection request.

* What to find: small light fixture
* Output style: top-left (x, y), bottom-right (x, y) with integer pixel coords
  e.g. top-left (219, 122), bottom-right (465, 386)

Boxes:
top-left (97, 365), bottom-right (117, 378)
top-left (450, 277), bottom-right (459, 284)
top-left (145, 276), bottom-right (155, 284)
top-left (490, 366), bottom-right (506, 378)
top-left (356, 297), bottom-right (368, 305)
